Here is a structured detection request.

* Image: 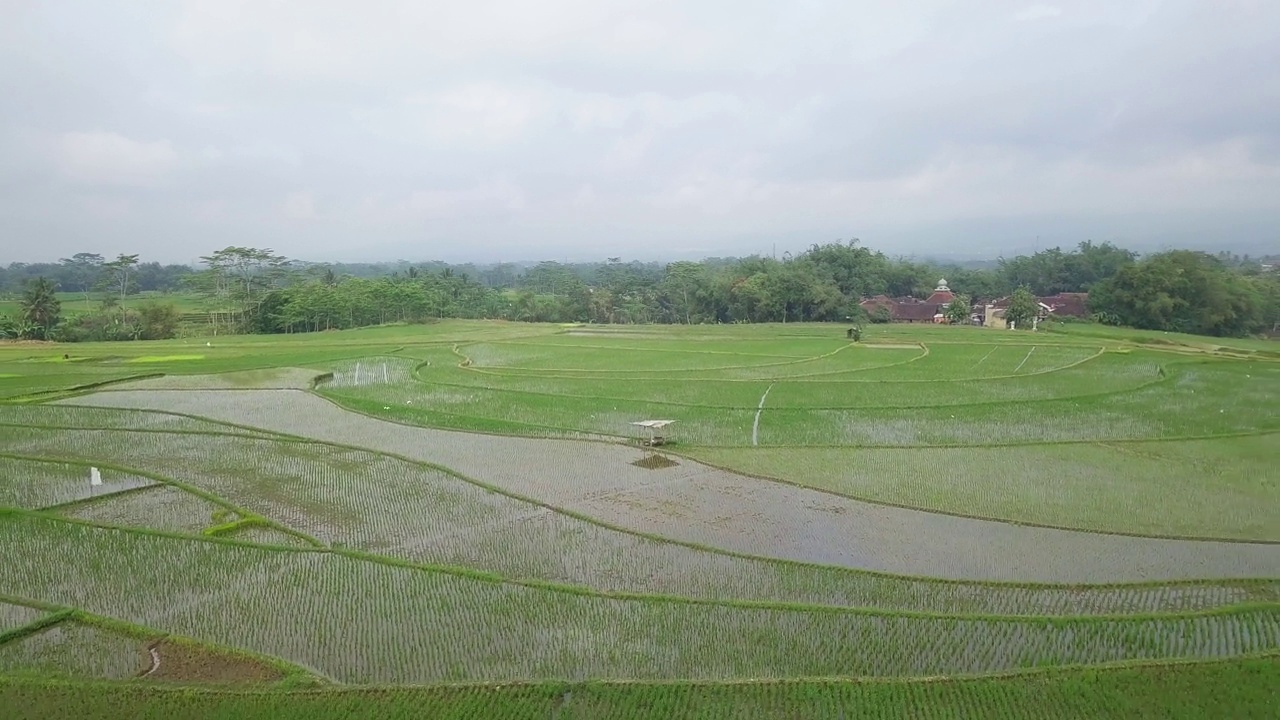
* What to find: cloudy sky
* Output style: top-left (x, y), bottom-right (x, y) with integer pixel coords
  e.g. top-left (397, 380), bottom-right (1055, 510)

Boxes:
top-left (1, 0), bottom-right (1277, 264)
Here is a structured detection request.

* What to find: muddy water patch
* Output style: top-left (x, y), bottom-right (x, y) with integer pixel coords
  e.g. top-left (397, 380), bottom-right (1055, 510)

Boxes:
top-left (62, 388), bottom-right (1280, 583)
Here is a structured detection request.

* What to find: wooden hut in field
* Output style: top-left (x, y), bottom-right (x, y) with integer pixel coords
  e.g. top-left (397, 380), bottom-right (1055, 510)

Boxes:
top-left (630, 420), bottom-right (675, 447)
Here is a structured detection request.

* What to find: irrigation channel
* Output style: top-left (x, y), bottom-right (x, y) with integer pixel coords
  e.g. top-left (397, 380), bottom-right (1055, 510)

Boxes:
top-left (63, 387), bottom-right (1280, 584)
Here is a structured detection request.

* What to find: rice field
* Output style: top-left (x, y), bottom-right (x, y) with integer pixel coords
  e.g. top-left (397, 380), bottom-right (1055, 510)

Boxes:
top-left (60, 485), bottom-right (234, 534)
top-left (0, 457), bottom-right (155, 510)
top-left (0, 603), bottom-right (47, 635)
top-left (0, 623), bottom-right (144, 680)
top-left (2, 516), bottom-right (1277, 685)
top-left (48, 391), bottom-right (1280, 580)
top-left (0, 320), bottom-right (1277, 716)
top-left (6, 419), bottom-right (1276, 614)
top-left (5, 657), bottom-right (1277, 720)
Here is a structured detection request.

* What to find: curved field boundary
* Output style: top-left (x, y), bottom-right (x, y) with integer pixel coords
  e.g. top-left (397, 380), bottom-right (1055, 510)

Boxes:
top-left (4, 515), bottom-right (1278, 685)
top-left (2, 374), bottom-right (165, 403)
top-left (383, 354), bottom-right (1163, 413)
top-left (54, 390), bottom-right (1280, 583)
top-left (0, 653), bottom-right (1276, 719)
top-left (4, 510), bottom-right (1278, 627)
top-left (0, 453), bottom-right (322, 549)
top-left (477, 338), bottom-right (830, 359)
top-left (752, 384), bottom-right (774, 446)
top-left (673, 441), bottom-right (1280, 545)
top-left (0, 592), bottom-right (323, 683)
top-left (35, 482), bottom-right (164, 514)
top-left (0, 610), bottom-right (74, 648)
top-left (9, 411), bottom-right (1278, 603)
top-left (455, 341), bottom-right (863, 377)
top-left (452, 344), bottom-right (1109, 384)
top-left (684, 428), bottom-right (1280, 450)
top-left (781, 345), bottom-right (1107, 384)
top-left (12, 444), bottom-right (1280, 620)
top-left (317, 369), bottom-right (1273, 449)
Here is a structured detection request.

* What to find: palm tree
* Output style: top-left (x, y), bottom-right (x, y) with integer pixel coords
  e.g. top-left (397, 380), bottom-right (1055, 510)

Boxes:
top-left (19, 276), bottom-right (61, 339)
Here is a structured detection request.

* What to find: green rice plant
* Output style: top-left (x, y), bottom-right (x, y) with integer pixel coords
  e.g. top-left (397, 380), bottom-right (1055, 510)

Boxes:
top-left (105, 367), bottom-right (323, 391)
top-left (314, 351), bottom-right (1272, 447)
top-left (750, 360), bottom-right (1277, 447)
top-left (224, 525), bottom-right (317, 548)
top-left (47, 392), bottom-right (1280, 583)
top-left (0, 458), bottom-right (155, 510)
top-left (0, 603), bottom-right (47, 635)
top-left (686, 434), bottom-right (1280, 540)
top-left (61, 486), bottom-right (234, 534)
top-left (829, 344), bottom-right (1104, 381)
top-left (0, 404), bottom-right (281, 436)
top-left (0, 622), bottom-right (144, 680)
top-left (2, 656), bottom-right (1278, 719)
top-left (1, 515), bottom-right (1277, 684)
top-left (12, 424), bottom-right (1276, 614)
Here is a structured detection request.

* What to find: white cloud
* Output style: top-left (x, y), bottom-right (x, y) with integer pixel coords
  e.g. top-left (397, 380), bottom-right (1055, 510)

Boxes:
top-left (570, 91), bottom-right (744, 132)
top-left (282, 191), bottom-right (318, 220)
top-left (1015, 5), bottom-right (1063, 22)
top-left (352, 180), bottom-right (529, 223)
top-left (421, 85), bottom-right (544, 143)
top-left (56, 132), bottom-right (177, 186)
top-left (2, 1), bottom-right (1277, 262)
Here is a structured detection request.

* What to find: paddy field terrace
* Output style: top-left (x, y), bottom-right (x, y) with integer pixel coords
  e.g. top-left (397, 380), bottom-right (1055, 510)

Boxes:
top-left (0, 320), bottom-right (1277, 718)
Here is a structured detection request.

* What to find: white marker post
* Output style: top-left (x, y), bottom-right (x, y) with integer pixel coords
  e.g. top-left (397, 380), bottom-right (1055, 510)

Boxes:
top-left (89, 466), bottom-right (102, 497)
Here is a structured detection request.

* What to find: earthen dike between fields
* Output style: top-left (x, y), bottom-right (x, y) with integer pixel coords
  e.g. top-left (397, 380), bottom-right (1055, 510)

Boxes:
top-left (61, 384), bottom-right (1280, 585)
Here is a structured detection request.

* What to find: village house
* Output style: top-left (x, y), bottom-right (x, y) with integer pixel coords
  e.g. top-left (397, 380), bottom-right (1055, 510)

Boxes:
top-left (859, 280), bottom-right (964, 324)
top-left (975, 292), bottom-right (1090, 329)
top-left (861, 282), bottom-right (1091, 328)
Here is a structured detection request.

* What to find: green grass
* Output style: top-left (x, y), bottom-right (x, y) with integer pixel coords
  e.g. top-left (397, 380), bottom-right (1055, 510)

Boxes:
top-left (294, 334), bottom-right (1278, 538)
top-left (317, 345), bottom-right (1278, 447)
top-left (686, 434), bottom-right (1280, 540)
top-left (2, 320), bottom-right (1277, 716)
top-left (2, 655), bottom-right (1278, 719)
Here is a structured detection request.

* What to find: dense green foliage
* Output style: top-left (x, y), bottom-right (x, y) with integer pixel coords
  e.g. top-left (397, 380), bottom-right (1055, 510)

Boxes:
top-left (1089, 250), bottom-right (1279, 337)
top-left (1003, 287), bottom-right (1039, 329)
top-left (15, 278), bottom-right (61, 340)
top-left (5, 241), bottom-right (1277, 341)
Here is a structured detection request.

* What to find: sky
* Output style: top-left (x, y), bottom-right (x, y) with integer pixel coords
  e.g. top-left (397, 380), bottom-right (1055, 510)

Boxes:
top-left (1, 0), bottom-right (1278, 265)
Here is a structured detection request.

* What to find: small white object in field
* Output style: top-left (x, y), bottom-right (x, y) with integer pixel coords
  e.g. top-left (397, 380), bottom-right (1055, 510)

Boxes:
top-left (383, 406), bottom-right (390, 410)
top-left (89, 467), bottom-right (102, 486)
top-left (405, 400), bottom-right (411, 404)
top-left (206, 341), bottom-right (212, 347)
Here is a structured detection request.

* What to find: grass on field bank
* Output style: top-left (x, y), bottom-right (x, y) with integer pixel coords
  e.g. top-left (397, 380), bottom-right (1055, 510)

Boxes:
top-left (3, 655), bottom-right (1279, 720)
top-left (1, 319), bottom-right (1277, 718)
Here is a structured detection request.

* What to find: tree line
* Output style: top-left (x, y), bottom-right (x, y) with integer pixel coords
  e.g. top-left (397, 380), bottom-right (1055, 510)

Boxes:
top-left (2, 242), bottom-right (1277, 341)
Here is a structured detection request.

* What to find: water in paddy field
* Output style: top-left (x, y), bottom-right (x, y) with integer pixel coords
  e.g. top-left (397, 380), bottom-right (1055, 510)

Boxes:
top-left (320, 359), bottom-right (416, 389)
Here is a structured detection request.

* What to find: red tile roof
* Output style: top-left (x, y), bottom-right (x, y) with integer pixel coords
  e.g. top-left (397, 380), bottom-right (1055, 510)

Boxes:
top-left (1038, 292), bottom-right (1089, 317)
top-left (860, 296), bottom-right (946, 321)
